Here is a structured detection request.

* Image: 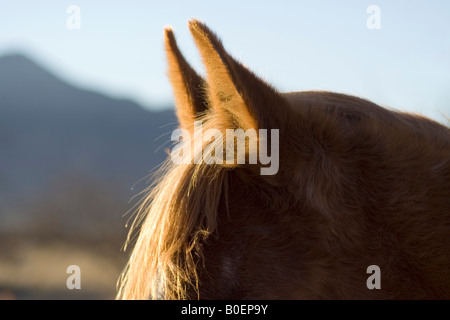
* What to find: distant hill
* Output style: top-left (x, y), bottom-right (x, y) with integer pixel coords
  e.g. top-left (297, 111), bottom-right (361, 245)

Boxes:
top-left (0, 53), bottom-right (177, 234)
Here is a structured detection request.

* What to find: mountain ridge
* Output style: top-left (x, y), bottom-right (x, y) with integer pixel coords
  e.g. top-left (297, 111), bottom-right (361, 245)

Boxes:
top-left (0, 53), bottom-right (177, 229)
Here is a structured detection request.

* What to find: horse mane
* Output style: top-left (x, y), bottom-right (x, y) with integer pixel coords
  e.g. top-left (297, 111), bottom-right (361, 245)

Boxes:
top-left (116, 114), bottom-right (231, 300)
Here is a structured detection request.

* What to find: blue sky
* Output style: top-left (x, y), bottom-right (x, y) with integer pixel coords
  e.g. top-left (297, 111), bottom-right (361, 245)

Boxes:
top-left (1, 1), bottom-right (449, 122)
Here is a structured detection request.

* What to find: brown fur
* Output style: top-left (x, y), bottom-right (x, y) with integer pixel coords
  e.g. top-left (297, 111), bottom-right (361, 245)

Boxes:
top-left (117, 20), bottom-right (450, 299)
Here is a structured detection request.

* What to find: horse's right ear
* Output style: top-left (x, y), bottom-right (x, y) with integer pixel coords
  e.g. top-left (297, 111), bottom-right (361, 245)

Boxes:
top-left (164, 27), bottom-right (207, 132)
top-left (188, 20), bottom-right (293, 131)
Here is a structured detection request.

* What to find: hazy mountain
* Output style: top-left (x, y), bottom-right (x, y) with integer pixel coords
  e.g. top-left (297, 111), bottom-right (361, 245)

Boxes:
top-left (0, 53), bottom-right (177, 232)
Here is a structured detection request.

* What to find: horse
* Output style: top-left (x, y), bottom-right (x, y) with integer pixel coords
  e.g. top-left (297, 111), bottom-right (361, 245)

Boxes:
top-left (116, 20), bottom-right (450, 299)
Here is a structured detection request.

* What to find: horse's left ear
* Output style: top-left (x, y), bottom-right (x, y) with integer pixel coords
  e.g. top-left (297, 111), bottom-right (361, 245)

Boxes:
top-left (188, 20), bottom-right (292, 131)
top-left (165, 27), bottom-right (207, 132)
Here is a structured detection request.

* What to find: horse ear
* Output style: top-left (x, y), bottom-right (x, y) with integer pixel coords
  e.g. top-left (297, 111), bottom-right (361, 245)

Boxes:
top-left (164, 27), bottom-right (207, 131)
top-left (188, 20), bottom-right (291, 130)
